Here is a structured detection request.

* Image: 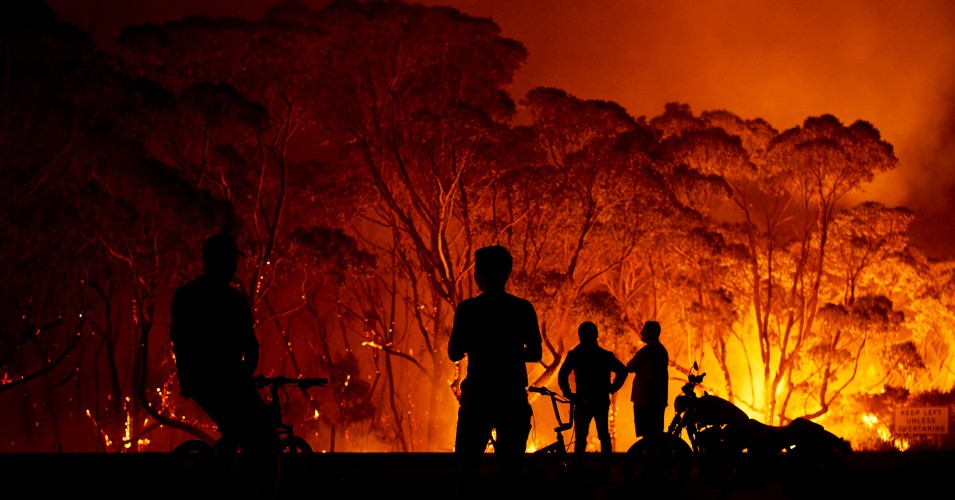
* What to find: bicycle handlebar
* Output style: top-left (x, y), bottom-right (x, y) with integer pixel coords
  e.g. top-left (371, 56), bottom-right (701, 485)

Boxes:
top-left (297, 377), bottom-right (329, 388)
top-left (529, 386), bottom-right (574, 433)
top-left (528, 386), bottom-right (572, 403)
top-left (253, 374), bottom-right (329, 389)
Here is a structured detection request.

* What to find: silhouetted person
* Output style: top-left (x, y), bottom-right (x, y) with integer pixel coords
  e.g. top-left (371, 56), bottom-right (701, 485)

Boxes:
top-left (170, 233), bottom-right (278, 499)
top-left (626, 320), bottom-right (669, 439)
top-left (448, 245), bottom-right (543, 495)
top-left (557, 321), bottom-right (627, 458)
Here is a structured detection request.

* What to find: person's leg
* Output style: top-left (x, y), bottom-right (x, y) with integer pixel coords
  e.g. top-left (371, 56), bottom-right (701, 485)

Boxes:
top-left (593, 404), bottom-right (614, 472)
top-left (634, 404), bottom-right (655, 439)
top-left (193, 386), bottom-right (274, 499)
top-left (454, 402), bottom-right (492, 489)
top-left (594, 404), bottom-right (612, 455)
top-left (234, 386), bottom-right (278, 447)
top-left (193, 389), bottom-right (241, 456)
top-left (633, 403), bottom-right (641, 439)
top-left (189, 392), bottom-right (243, 497)
top-left (493, 398), bottom-right (532, 492)
top-left (573, 402), bottom-right (593, 455)
top-left (634, 404), bottom-right (665, 439)
top-left (651, 405), bottom-right (666, 436)
top-left (233, 386), bottom-right (279, 500)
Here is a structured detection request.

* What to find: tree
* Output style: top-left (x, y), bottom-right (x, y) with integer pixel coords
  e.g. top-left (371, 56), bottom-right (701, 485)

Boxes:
top-left (0, 1), bottom-right (132, 451)
top-left (310, 0), bottom-right (528, 449)
top-left (515, 88), bottom-right (649, 381)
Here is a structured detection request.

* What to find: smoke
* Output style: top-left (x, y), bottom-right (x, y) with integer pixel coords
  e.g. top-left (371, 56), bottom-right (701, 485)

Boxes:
top-left (428, 0), bottom-right (955, 254)
top-left (48, 0), bottom-right (955, 254)
top-left (900, 82), bottom-right (955, 257)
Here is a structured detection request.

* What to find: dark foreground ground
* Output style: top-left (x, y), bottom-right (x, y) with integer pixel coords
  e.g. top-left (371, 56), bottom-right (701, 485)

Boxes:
top-left (1, 450), bottom-right (951, 499)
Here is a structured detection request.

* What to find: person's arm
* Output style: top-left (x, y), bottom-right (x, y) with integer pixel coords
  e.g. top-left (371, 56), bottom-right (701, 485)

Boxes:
top-left (169, 289), bottom-right (195, 397)
top-left (238, 292), bottom-right (259, 377)
top-left (243, 345), bottom-right (260, 378)
top-left (609, 353), bottom-right (628, 394)
top-left (626, 349), bottom-right (640, 372)
top-left (169, 290), bottom-right (183, 349)
top-left (557, 351), bottom-right (575, 397)
top-left (448, 304), bottom-right (466, 362)
top-left (522, 303), bottom-right (543, 362)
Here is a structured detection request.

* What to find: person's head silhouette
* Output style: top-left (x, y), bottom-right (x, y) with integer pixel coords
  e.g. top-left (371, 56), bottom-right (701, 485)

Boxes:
top-left (202, 233), bottom-right (243, 284)
top-left (474, 245), bottom-right (512, 292)
top-left (640, 320), bottom-right (661, 343)
top-left (578, 321), bottom-right (598, 344)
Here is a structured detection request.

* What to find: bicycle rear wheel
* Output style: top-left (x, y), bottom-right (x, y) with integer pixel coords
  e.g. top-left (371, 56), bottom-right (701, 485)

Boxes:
top-left (623, 434), bottom-right (693, 493)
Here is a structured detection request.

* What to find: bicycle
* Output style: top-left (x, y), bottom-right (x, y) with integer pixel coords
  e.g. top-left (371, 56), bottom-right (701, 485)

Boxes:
top-left (523, 385), bottom-right (576, 490)
top-left (173, 374), bottom-right (328, 476)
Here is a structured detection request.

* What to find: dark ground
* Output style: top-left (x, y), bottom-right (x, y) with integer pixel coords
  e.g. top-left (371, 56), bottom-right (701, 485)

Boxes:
top-left (1, 450), bottom-right (950, 499)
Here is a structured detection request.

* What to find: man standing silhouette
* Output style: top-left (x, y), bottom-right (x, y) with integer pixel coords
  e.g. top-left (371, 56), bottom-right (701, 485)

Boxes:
top-left (557, 321), bottom-right (627, 457)
top-left (626, 320), bottom-right (669, 439)
top-left (448, 245), bottom-right (543, 493)
top-left (170, 233), bottom-right (277, 498)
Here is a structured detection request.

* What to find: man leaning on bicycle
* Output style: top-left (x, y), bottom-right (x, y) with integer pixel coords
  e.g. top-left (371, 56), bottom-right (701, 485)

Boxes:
top-left (170, 233), bottom-right (279, 499)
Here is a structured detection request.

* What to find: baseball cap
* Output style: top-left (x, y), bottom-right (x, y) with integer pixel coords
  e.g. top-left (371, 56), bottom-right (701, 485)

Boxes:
top-left (202, 233), bottom-right (245, 261)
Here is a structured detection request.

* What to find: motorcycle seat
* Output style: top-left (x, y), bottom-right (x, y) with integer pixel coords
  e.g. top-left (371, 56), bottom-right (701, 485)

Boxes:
top-left (741, 418), bottom-right (789, 450)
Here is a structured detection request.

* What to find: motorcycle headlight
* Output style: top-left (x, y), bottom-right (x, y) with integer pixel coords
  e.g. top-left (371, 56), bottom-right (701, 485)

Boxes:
top-left (674, 395), bottom-right (689, 413)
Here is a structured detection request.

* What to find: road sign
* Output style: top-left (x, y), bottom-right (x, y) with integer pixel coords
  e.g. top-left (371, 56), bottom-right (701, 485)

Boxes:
top-left (895, 406), bottom-right (949, 434)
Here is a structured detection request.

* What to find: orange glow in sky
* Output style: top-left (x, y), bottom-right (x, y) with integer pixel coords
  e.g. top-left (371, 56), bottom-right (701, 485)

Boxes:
top-left (49, 0), bottom-right (955, 256)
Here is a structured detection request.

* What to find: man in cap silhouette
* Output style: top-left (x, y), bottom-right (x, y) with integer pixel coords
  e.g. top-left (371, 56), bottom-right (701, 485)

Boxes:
top-left (170, 233), bottom-right (278, 498)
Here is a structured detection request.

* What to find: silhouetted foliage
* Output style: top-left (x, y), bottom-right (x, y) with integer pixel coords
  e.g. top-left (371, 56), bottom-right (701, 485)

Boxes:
top-left (2, 0), bottom-right (954, 454)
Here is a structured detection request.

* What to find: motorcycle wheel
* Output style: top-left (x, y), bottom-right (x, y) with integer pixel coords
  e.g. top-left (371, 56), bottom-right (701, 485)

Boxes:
top-left (781, 446), bottom-right (850, 497)
top-left (623, 434), bottom-right (693, 493)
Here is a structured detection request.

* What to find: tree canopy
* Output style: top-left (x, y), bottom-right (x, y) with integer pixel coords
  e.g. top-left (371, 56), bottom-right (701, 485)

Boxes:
top-left (1, 0), bottom-right (953, 453)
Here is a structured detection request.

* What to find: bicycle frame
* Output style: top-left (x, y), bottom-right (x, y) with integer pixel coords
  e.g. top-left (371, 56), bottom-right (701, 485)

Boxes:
top-left (528, 386), bottom-right (574, 454)
top-left (252, 374), bottom-right (328, 441)
top-left (175, 375), bottom-right (328, 458)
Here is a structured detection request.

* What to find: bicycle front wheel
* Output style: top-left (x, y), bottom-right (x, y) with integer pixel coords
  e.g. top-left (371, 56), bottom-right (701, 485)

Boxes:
top-left (173, 439), bottom-right (218, 471)
top-left (278, 435), bottom-right (314, 479)
top-left (623, 434), bottom-right (693, 493)
top-left (280, 435), bottom-right (313, 454)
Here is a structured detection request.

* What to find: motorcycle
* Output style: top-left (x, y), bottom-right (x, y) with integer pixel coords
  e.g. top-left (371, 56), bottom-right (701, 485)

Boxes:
top-left (622, 362), bottom-right (853, 496)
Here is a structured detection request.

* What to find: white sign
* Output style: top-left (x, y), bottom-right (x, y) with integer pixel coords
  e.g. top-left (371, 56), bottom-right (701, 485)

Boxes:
top-left (895, 406), bottom-right (949, 434)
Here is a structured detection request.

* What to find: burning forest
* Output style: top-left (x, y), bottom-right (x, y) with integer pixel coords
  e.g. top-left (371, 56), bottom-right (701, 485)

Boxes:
top-left (2, 0), bottom-right (955, 455)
